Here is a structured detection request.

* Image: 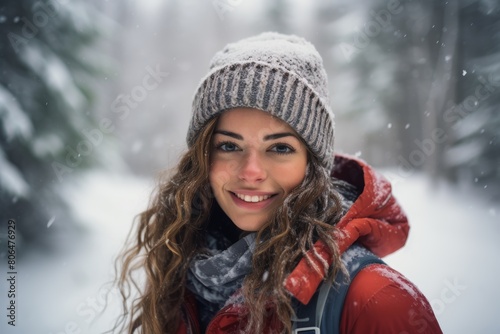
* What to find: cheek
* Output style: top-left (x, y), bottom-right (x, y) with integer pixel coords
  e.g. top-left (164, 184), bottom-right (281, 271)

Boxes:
top-left (209, 160), bottom-right (236, 189)
top-left (274, 163), bottom-right (306, 192)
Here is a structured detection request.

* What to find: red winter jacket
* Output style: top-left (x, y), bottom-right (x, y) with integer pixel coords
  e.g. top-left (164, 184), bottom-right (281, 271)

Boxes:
top-left (177, 155), bottom-right (442, 334)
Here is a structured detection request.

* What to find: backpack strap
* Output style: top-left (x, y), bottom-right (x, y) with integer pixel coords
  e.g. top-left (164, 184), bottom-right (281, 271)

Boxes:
top-left (292, 244), bottom-right (386, 334)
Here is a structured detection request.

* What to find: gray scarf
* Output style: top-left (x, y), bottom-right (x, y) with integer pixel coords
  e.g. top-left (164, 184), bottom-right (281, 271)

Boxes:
top-left (186, 233), bottom-right (256, 328)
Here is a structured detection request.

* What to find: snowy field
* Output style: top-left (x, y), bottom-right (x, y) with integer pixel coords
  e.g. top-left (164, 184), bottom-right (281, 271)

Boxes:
top-left (1, 168), bottom-right (499, 334)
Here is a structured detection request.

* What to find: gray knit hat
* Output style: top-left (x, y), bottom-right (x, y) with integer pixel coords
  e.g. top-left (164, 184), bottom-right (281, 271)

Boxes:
top-left (187, 32), bottom-right (335, 170)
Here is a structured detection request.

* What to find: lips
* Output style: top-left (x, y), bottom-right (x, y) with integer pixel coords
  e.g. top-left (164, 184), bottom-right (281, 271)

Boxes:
top-left (234, 193), bottom-right (272, 203)
top-left (229, 191), bottom-right (277, 210)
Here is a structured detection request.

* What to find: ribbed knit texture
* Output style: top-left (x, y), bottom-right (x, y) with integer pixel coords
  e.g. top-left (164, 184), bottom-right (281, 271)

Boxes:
top-left (187, 32), bottom-right (335, 170)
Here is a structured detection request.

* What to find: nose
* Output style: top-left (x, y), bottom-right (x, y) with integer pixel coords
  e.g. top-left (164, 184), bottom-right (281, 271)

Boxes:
top-left (238, 151), bottom-right (266, 183)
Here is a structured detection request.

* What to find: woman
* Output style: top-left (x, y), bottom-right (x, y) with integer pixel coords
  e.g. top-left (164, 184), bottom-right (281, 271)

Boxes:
top-left (115, 32), bottom-right (442, 333)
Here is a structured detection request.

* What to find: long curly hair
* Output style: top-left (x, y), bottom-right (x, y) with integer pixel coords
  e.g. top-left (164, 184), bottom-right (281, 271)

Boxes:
top-left (113, 113), bottom-right (345, 334)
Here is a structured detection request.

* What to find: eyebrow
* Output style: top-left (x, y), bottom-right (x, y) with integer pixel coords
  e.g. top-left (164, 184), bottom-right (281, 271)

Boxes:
top-left (214, 130), bottom-right (297, 141)
top-left (264, 132), bottom-right (296, 140)
top-left (214, 130), bottom-right (243, 140)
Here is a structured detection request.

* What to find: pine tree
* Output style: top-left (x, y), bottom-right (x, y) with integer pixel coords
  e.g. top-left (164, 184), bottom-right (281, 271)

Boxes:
top-left (0, 0), bottom-right (102, 249)
top-left (343, 0), bottom-right (500, 200)
top-left (447, 1), bottom-right (500, 201)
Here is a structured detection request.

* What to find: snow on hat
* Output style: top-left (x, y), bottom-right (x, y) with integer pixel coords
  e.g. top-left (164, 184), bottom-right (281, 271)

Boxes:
top-left (187, 32), bottom-right (335, 170)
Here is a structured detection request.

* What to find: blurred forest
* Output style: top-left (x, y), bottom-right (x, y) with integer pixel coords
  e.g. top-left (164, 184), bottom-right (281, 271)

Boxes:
top-left (0, 0), bottom-right (499, 250)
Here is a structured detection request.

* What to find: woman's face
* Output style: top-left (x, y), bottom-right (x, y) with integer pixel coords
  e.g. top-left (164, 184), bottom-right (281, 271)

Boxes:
top-left (209, 107), bottom-right (308, 232)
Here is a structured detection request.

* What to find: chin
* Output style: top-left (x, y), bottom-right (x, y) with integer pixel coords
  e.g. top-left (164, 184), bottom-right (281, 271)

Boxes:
top-left (231, 218), bottom-right (267, 232)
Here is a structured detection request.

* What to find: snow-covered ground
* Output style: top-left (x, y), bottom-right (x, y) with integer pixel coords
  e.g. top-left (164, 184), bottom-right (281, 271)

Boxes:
top-left (1, 169), bottom-right (499, 333)
top-left (383, 171), bottom-right (499, 333)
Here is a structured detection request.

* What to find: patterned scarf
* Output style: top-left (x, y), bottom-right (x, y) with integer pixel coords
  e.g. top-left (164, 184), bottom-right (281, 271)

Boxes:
top-left (186, 232), bottom-right (256, 329)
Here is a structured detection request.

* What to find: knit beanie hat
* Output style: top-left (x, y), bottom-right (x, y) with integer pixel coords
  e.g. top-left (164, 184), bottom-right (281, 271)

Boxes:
top-left (187, 32), bottom-right (335, 170)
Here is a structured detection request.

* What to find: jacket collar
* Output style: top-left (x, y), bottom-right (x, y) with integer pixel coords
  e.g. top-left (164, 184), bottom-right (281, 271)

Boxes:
top-left (284, 154), bottom-right (410, 304)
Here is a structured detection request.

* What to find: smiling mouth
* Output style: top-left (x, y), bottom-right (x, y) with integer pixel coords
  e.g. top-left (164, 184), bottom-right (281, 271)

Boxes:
top-left (233, 192), bottom-right (275, 203)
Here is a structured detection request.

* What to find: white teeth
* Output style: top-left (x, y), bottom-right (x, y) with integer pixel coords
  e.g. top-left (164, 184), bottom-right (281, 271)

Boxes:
top-left (235, 193), bottom-right (271, 203)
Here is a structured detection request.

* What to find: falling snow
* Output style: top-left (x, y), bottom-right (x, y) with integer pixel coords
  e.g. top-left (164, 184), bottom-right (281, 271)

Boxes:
top-left (47, 216), bottom-right (56, 228)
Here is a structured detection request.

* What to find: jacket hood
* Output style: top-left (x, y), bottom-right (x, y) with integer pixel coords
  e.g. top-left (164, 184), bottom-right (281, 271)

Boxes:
top-left (284, 154), bottom-right (410, 304)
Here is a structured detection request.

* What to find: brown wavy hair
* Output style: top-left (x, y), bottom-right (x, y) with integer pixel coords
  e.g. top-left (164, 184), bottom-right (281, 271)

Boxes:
top-left (113, 113), bottom-right (345, 334)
